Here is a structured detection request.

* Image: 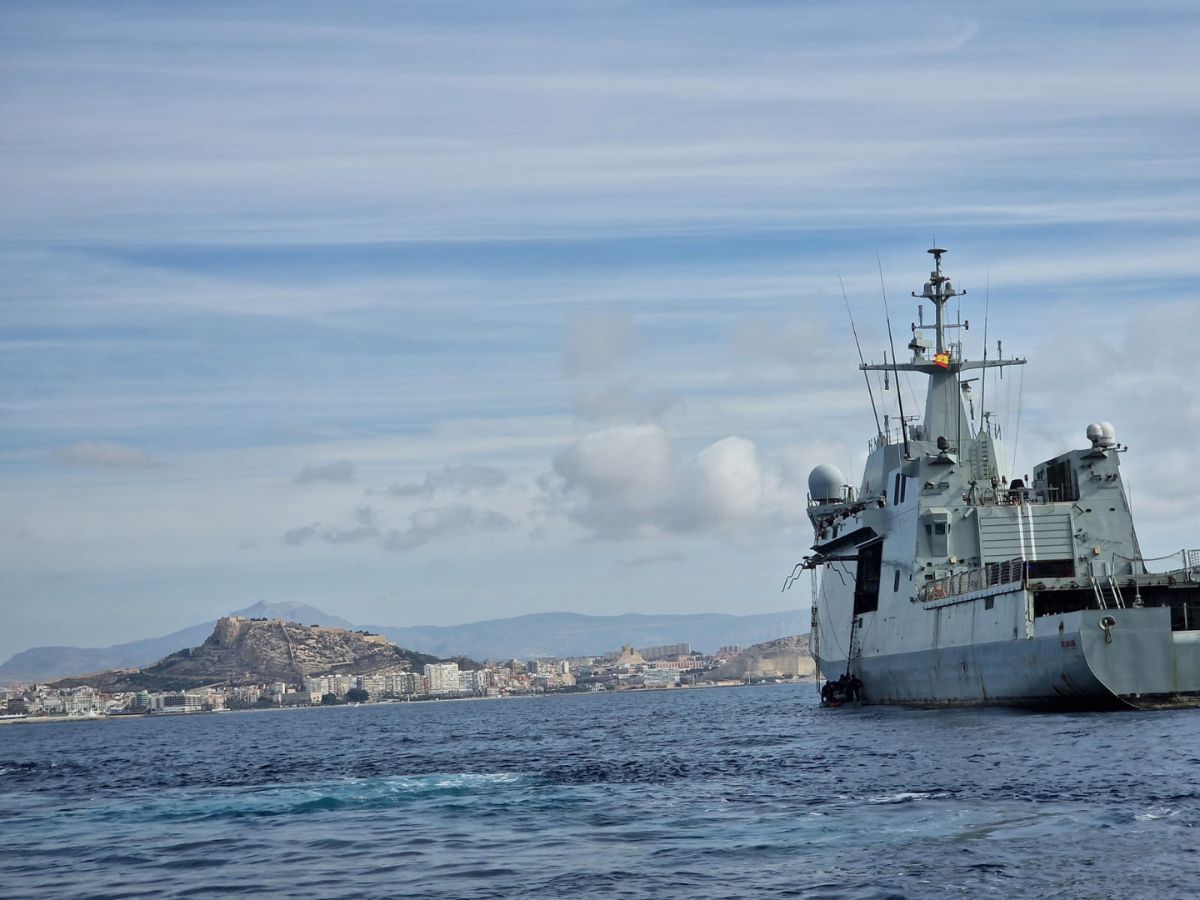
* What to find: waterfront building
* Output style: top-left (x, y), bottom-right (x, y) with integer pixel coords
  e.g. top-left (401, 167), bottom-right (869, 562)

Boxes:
top-left (232, 685), bottom-right (263, 705)
top-left (458, 670), bottom-right (487, 693)
top-left (641, 668), bottom-right (683, 688)
top-left (149, 692), bottom-right (204, 714)
top-left (304, 674), bottom-right (354, 696)
top-left (357, 675), bottom-right (388, 698)
top-left (378, 672), bottom-right (418, 696)
top-left (279, 691), bottom-right (319, 707)
top-left (424, 662), bottom-right (460, 694)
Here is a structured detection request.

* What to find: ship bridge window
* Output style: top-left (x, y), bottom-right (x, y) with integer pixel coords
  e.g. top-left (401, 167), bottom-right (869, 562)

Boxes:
top-left (853, 540), bottom-right (883, 615)
top-left (1045, 458), bottom-right (1079, 502)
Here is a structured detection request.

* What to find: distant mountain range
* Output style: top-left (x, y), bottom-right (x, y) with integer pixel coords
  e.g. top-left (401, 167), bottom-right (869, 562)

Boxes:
top-left (0, 602), bottom-right (806, 684)
top-left (366, 611), bottom-right (807, 662)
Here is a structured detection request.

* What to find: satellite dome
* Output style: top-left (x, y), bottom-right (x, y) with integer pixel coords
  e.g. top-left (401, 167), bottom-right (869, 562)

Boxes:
top-left (1098, 422), bottom-right (1117, 449)
top-left (1086, 422), bottom-right (1105, 446)
top-left (808, 464), bottom-right (848, 504)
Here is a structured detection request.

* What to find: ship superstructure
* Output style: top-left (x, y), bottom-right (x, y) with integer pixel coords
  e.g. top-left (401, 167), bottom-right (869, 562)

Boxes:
top-left (806, 248), bottom-right (1200, 709)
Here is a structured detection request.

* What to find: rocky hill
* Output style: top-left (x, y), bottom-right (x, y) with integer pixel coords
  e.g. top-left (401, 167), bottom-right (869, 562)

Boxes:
top-left (714, 634), bottom-right (815, 681)
top-left (53, 616), bottom-right (464, 692)
top-left (0, 600), bottom-right (353, 684)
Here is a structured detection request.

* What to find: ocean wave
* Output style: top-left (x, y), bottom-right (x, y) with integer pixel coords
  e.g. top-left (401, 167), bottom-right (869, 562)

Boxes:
top-left (92, 772), bottom-right (531, 823)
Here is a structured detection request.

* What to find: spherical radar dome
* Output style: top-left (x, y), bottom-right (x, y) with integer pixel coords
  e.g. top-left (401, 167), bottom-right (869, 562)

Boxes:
top-left (1088, 422), bottom-right (1117, 448)
top-left (808, 464), bottom-right (848, 504)
top-left (1098, 421), bottom-right (1117, 448)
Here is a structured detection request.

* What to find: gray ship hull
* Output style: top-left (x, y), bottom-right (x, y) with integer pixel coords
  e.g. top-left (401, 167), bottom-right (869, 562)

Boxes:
top-left (817, 607), bottom-right (1200, 711)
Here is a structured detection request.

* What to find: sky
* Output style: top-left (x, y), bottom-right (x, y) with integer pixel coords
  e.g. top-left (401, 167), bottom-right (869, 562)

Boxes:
top-left (2, 1), bottom-right (1199, 661)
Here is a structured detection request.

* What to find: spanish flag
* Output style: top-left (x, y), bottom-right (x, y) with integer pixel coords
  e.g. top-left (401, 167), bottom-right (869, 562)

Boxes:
top-left (934, 352), bottom-right (951, 369)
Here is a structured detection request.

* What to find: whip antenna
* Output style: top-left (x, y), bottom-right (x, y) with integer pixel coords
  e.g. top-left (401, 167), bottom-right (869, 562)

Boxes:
top-left (839, 273), bottom-right (883, 439)
top-left (878, 256), bottom-right (910, 458)
top-left (979, 271), bottom-right (990, 438)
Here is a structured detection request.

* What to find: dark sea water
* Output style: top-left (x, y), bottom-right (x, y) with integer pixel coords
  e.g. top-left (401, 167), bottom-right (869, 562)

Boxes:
top-left (2, 685), bottom-right (1199, 899)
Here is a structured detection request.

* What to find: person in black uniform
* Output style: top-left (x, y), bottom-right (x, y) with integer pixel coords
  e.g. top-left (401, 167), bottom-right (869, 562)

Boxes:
top-left (847, 674), bottom-right (863, 701)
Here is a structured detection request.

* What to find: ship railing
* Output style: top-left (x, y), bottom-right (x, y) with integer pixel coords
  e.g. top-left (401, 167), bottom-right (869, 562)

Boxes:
top-left (1187, 550), bottom-right (1200, 578)
top-left (969, 488), bottom-right (1052, 507)
top-left (919, 558), bottom-right (1025, 602)
top-left (1119, 549), bottom-right (1200, 579)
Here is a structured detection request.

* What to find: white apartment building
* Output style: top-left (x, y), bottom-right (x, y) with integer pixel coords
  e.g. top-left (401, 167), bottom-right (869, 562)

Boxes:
top-left (424, 662), bottom-right (460, 694)
top-left (385, 672), bottom-right (420, 695)
top-left (231, 685), bottom-right (262, 705)
top-left (304, 674), bottom-right (354, 696)
top-left (458, 670), bottom-right (487, 693)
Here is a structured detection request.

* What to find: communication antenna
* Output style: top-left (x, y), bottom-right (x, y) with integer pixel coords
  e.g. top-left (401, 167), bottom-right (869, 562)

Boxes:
top-left (839, 273), bottom-right (883, 439)
top-left (1010, 363), bottom-right (1026, 475)
top-left (956, 363), bottom-right (963, 453)
top-left (979, 272), bottom-right (990, 437)
top-left (878, 255), bottom-right (910, 458)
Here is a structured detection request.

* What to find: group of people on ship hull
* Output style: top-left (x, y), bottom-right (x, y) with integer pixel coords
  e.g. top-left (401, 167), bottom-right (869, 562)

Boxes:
top-left (820, 673), bottom-right (863, 706)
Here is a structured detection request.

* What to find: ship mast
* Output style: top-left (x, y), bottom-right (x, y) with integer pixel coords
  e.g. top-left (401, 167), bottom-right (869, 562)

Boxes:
top-left (861, 248), bottom-right (1026, 447)
top-left (916, 247), bottom-right (960, 356)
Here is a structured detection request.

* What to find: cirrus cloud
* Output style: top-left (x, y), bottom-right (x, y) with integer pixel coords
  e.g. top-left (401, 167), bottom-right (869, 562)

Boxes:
top-left (388, 463), bottom-right (508, 497)
top-left (293, 459), bottom-right (356, 485)
top-left (57, 441), bottom-right (159, 469)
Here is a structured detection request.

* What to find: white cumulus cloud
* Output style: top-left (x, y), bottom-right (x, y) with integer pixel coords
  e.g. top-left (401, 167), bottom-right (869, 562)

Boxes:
top-left (549, 423), bottom-right (805, 541)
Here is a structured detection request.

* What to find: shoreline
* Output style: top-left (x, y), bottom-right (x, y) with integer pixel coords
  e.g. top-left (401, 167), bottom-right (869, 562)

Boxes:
top-left (0, 677), bottom-right (817, 727)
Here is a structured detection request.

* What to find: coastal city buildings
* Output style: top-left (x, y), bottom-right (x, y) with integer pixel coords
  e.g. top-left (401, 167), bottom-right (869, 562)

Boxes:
top-left (0, 641), bottom-right (799, 721)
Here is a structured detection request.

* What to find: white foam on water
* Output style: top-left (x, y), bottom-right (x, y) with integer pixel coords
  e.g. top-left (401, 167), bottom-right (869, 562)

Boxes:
top-left (1134, 806), bottom-right (1177, 821)
top-left (96, 772), bottom-right (533, 822)
top-left (865, 791), bottom-right (952, 804)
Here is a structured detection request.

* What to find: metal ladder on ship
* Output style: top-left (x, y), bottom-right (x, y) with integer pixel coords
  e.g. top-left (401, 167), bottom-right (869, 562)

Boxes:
top-left (846, 614), bottom-right (863, 674)
top-left (1090, 575), bottom-right (1125, 610)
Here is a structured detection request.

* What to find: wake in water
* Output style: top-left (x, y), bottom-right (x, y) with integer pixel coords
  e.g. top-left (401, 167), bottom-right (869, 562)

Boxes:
top-left (91, 772), bottom-right (534, 822)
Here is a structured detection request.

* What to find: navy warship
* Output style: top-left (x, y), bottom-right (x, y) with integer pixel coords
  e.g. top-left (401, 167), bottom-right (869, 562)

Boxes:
top-left (804, 248), bottom-right (1200, 709)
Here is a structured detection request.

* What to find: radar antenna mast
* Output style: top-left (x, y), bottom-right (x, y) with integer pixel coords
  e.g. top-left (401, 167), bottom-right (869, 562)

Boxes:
top-left (857, 248), bottom-right (1026, 447)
